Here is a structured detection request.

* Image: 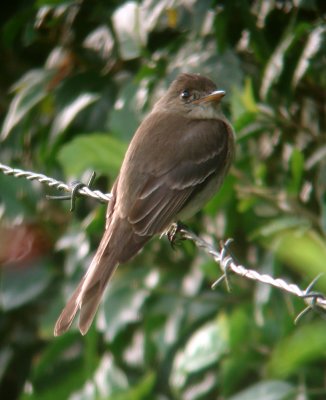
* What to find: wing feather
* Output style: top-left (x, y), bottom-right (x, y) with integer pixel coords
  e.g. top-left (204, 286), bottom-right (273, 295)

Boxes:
top-left (120, 116), bottom-right (233, 236)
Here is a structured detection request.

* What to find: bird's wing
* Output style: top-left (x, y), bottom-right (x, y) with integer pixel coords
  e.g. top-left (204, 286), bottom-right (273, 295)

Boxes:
top-left (122, 116), bottom-right (233, 236)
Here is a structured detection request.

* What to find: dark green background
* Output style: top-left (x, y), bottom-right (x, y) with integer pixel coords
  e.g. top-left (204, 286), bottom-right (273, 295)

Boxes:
top-left (0, 1), bottom-right (325, 399)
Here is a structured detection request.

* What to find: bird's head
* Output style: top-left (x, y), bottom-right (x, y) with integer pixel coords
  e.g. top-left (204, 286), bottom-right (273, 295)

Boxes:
top-left (154, 73), bottom-right (226, 119)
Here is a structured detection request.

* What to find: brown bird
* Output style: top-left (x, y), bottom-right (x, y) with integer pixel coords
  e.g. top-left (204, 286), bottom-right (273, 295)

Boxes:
top-left (54, 73), bottom-right (235, 336)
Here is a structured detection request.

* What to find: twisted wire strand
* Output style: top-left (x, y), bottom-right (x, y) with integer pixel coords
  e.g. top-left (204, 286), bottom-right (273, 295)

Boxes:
top-left (0, 163), bottom-right (112, 202)
top-left (1, 161), bottom-right (325, 316)
top-left (181, 229), bottom-right (326, 313)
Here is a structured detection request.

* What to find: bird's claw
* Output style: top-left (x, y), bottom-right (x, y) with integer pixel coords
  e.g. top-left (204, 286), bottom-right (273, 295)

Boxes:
top-left (167, 221), bottom-right (188, 249)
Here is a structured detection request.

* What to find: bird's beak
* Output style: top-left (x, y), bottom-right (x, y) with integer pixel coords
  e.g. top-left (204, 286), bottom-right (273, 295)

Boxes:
top-left (192, 90), bottom-right (226, 104)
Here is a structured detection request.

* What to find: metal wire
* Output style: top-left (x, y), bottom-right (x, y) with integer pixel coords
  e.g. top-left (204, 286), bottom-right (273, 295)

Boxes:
top-left (180, 228), bottom-right (326, 318)
top-left (0, 163), bottom-right (112, 202)
top-left (1, 161), bottom-right (326, 320)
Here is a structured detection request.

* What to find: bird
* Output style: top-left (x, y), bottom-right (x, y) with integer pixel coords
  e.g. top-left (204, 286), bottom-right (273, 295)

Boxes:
top-left (54, 73), bottom-right (235, 336)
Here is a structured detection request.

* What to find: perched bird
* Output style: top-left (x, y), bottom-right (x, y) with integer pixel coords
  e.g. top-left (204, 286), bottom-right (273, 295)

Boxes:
top-left (54, 73), bottom-right (235, 336)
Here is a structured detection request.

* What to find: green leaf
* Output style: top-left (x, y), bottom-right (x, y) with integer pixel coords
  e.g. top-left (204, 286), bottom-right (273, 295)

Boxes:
top-left (1, 69), bottom-right (52, 140)
top-left (320, 192), bottom-right (326, 235)
top-left (84, 25), bottom-right (114, 61)
top-left (0, 172), bottom-right (39, 218)
top-left (228, 307), bottom-right (251, 351)
top-left (288, 148), bottom-right (304, 195)
top-left (171, 314), bottom-right (229, 390)
top-left (221, 353), bottom-right (256, 397)
top-left (101, 285), bottom-right (149, 341)
top-left (22, 356), bottom-right (87, 400)
top-left (318, 164), bottom-right (326, 234)
top-left (109, 80), bottom-right (141, 141)
top-left (93, 354), bottom-right (128, 397)
top-left (275, 229), bottom-right (326, 278)
top-left (231, 78), bottom-right (258, 120)
top-left (233, 113), bottom-right (263, 140)
top-left (229, 381), bottom-right (294, 400)
top-left (292, 25), bottom-right (326, 88)
top-left (36, 0), bottom-right (76, 7)
top-left (267, 322), bottom-right (326, 378)
top-left (111, 372), bottom-right (156, 400)
top-left (204, 174), bottom-right (236, 216)
top-left (57, 133), bottom-right (127, 178)
top-left (112, 2), bottom-right (145, 60)
top-left (250, 217), bottom-right (310, 240)
top-left (0, 261), bottom-right (52, 311)
top-left (50, 93), bottom-right (99, 138)
top-left (100, 266), bottom-right (153, 341)
top-left (255, 220), bottom-right (326, 280)
top-left (260, 21), bottom-right (310, 99)
top-left (32, 334), bottom-right (82, 381)
top-left (0, 348), bottom-right (13, 381)
top-left (71, 354), bottom-right (128, 399)
top-left (261, 31), bottom-right (294, 99)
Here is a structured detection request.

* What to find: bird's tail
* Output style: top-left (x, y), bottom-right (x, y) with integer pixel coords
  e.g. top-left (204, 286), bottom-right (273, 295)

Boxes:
top-left (54, 217), bottom-right (149, 336)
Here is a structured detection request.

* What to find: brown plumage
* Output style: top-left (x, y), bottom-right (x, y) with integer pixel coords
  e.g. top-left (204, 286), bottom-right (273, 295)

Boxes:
top-left (54, 73), bottom-right (235, 336)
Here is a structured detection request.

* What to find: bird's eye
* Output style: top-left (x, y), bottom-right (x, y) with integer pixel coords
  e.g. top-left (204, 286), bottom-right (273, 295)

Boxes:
top-left (181, 89), bottom-right (191, 100)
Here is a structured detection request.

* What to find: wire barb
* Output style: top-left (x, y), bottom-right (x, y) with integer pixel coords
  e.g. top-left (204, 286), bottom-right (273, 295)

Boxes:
top-left (211, 239), bottom-right (234, 291)
top-left (46, 171), bottom-right (99, 211)
top-left (295, 274), bottom-right (326, 324)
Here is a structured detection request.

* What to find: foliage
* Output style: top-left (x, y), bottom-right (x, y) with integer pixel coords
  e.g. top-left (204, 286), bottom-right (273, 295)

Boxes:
top-left (0, 0), bottom-right (325, 399)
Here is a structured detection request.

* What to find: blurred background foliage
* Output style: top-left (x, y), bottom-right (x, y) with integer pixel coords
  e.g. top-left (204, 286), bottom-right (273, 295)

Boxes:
top-left (0, 0), bottom-right (325, 399)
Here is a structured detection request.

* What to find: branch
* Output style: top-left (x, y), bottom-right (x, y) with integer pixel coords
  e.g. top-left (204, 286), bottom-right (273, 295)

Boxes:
top-left (1, 161), bottom-right (326, 321)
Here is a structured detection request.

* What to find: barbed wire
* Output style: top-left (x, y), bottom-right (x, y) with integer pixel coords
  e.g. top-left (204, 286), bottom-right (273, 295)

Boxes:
top-left (1, 161), bottom-right (326, 321)
top-left (180, 229), bottom-right (326, 321)
top-left (0, 162), bottom-right (112, 208)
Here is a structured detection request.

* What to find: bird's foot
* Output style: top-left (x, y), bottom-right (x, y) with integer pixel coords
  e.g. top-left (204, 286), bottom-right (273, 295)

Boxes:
top-left (167, 221), bottom-right (188, 249)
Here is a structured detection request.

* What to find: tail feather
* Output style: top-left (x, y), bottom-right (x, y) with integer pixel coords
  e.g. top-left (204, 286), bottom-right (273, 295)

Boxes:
top-left (54, 217), bottom-right (150, 336)
top-left (78, 280), bottom-right (111, 335)
top-left (78, 283), bottom-right (102, 335)
top-left (54, 278), bottom-right (85, 336)
top-left (54, 255), bottom-right (118, 336)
